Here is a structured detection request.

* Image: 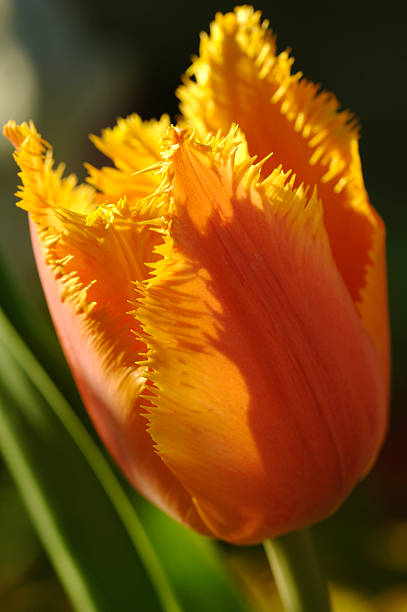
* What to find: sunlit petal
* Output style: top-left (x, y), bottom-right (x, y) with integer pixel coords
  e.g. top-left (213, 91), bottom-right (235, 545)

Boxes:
top-left (4, 119), bottom-right (209, 534)
top-left (138, 128), bottom-right (387, 543)
top-left (178, 7), bottom-right (389, 381)
top-left (86, 114), bottom-right (170, 205)
top-left (3, 6), bottom-right (390, 545)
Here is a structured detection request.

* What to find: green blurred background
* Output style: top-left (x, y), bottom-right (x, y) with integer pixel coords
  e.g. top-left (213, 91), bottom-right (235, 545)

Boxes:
top-left (0, 0), bottom-right (406, 610)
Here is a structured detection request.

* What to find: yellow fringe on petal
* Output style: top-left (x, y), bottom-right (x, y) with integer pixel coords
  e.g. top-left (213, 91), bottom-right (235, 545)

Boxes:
top-left (178, 5), bottom-right (357, 193)
top-left (87, 114), bottom-right (171, 208)
top-left (4, 120), bottom-right (95, 225)
top-left (3, 120), bottom-right (171, 387)
top-left (177, 7), bottom-right (388, 371)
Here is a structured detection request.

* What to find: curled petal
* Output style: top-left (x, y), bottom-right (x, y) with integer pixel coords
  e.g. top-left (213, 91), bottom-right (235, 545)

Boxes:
top-left (138, 128), bottom-right (387, 544)
top-left (4, 120), bottom-right (209, 535)
top-left (4, 120), bottom-right (95, 222)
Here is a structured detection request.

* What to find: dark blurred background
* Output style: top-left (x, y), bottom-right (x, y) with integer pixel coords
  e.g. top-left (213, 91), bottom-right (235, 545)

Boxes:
top-left (1, 0), bottom-right (406, 610)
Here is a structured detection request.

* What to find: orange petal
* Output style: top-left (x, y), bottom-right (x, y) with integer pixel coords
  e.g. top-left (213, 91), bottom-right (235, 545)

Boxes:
top-left (4, 120), bottom-right (209, 535)
top-left (138, 128), bottom-right (387, 544)
top-left (178, 7), bottom-right (389, 384)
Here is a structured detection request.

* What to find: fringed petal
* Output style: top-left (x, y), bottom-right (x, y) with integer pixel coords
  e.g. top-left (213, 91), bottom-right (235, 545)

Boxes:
top-left (138, 128), bottom-right (387, 544)
top-left (4, 120), bottom-right (95, 222)
top-left (86, 114), bottom-right (170, 205)
top-left (4, 120), bottom-right (209, 535)
top-left (177, 7), bottom-right (389, 382)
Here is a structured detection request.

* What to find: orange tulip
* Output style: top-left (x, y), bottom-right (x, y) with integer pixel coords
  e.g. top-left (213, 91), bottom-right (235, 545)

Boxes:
top-left (4, 6), bottom-right (389, 545)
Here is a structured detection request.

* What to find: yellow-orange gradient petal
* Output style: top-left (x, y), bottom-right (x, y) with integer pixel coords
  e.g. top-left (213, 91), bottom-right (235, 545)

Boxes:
top-left (178, 6), bottom-right (389, 382)
top-left (4, 120), bottom-right (95, 222)
top-left (4, 120), bottom-right (209, 535)
top-left (86, 114), bottom-right (170, 205)
top-left (138, 128), bottom-right (387, 544)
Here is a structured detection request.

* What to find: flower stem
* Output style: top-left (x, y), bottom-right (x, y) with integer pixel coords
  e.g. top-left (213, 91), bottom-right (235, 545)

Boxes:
top-left (263, 529), bottom-right (331, 612)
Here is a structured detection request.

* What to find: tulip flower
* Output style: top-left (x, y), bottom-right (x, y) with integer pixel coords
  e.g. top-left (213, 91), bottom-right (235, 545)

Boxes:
top-left (4, 6), bottom-right (389, 547)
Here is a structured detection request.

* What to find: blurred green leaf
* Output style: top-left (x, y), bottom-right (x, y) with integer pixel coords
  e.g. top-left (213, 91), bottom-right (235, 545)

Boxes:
top-left (0, 249), bottom-right (56, 361)
top-left (136, 498), bottom-right (253, 612)
top-left (0, 476), bottom-right (40, 587)
top-left (0, 307), bottom-right (182, 612)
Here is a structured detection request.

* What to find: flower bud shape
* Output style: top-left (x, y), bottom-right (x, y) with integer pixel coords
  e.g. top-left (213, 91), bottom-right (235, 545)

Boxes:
top-left (4, 6), bottom-right (389, 544)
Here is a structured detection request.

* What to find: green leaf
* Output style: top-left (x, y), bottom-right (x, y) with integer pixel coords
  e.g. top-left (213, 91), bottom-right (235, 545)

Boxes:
top-left (0, 307), bottom-right (182, 612)
top-left (136, 498), bottom-right (253, 612)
